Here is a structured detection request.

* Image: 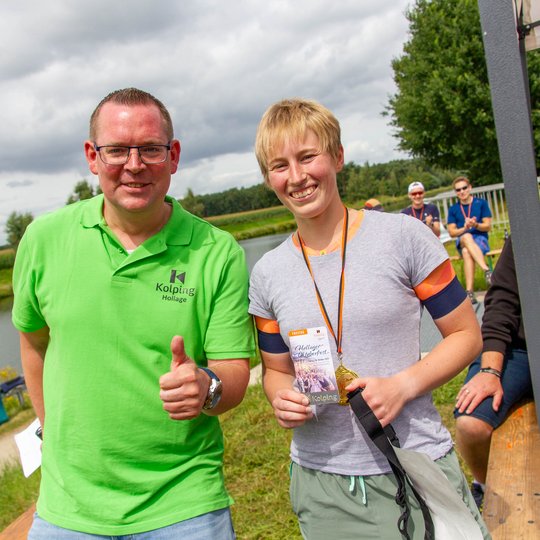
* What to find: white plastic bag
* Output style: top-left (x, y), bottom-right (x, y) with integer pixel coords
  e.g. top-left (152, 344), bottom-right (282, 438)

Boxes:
top-left (393, 447), bottom-right (484, 540)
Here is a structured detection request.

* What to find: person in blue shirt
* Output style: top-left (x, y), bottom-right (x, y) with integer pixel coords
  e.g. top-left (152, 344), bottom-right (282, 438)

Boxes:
top-left (447, 176), bottom-right (492, 304)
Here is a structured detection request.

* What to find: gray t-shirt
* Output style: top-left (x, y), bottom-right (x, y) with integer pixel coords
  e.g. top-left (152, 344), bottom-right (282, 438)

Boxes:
top-left (249, 210), bottom-right (454, 476)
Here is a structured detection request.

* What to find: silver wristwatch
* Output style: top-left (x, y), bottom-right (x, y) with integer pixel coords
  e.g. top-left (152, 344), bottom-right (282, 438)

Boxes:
top-left (200, 367), bottom-right (223, 410)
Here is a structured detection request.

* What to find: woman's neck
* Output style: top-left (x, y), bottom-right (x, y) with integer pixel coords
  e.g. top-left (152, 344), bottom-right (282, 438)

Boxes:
top-left (296, 200), bottom-right (347, 251)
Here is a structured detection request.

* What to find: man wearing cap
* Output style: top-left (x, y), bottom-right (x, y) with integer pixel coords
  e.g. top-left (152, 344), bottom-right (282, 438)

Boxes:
top-left (401, 181), bottom-right (440, 237)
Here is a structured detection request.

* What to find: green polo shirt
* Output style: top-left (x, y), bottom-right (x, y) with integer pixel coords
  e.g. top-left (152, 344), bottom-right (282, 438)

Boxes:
top-left (12, 195), bottom-right (255, 535)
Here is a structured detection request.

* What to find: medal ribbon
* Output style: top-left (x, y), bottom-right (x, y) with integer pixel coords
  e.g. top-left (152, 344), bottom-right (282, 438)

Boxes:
top-left (459, 201), bottom-right (472, 221)
top-left (297, 206), bottom-right (348, 356)
top-left (411, 205), bottom-right (424, 221)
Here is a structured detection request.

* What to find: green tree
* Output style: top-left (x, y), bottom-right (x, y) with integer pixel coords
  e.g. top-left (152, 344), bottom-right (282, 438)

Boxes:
top-left (66, 180), bottom-right (101, 204)
top-left (385, 0), bottom-right (540, 184)
top-left (180, 188), bottom-right (205, 217)
top-left (5, 211), bottom-right (33, 249)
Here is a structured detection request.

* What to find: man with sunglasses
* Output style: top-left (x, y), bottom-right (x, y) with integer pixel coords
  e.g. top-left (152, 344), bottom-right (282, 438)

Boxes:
top-left (12, 88), bottom-right (255, 539)
top-left (447, 176), bottom-right (493, 304)
top-left (401, 181), bottom-right (441, 236)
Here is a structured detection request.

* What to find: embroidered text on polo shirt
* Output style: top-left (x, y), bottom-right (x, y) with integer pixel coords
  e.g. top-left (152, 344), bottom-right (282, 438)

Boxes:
top-left (155, 268), bottom-right (197, 303)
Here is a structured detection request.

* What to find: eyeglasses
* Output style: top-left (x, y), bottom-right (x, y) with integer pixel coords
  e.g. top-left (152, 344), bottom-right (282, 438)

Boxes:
top-left (94, 143), bottom-right (171, 165)
top-left (410, 191), bottom-right (424, 197)
top-left (455, 185), bottom-right (469, 193)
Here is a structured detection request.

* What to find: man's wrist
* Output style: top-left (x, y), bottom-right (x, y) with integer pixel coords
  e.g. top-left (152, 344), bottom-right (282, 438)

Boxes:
top-left (200, 367), bottom-right (223, 410)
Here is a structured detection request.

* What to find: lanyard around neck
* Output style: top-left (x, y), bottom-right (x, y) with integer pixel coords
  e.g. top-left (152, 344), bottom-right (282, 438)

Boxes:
top-left (459, 200), bottom-right (472, 221)
top-left (411, 205), bottom-right (424, 220)
top-left (297, 206), bottom-right (349, 354)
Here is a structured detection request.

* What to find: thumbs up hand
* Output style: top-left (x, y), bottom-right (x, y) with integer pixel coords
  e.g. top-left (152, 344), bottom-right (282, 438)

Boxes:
top-left (159, 336), bottom-right (210, 420)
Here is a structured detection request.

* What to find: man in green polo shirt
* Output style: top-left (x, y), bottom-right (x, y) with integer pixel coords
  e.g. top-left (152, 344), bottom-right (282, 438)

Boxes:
top-left (12, 88), bottom-right (255, 539)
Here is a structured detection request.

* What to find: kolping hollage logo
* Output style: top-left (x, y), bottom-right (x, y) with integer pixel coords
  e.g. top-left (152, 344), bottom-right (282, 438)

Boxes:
top-left (155, 269), bottom-right (196, 303)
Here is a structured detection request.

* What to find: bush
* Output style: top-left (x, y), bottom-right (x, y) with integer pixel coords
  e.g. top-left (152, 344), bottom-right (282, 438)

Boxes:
top-left (0, 249), bottom-right (15, 270)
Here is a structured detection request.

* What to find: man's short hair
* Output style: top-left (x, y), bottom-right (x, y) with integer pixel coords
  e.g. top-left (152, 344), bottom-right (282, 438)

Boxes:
top-left (408, 181), bottom-right (425, 194)
top-left (255, 98), bottom-right (341, 182)
top-left (452, 176), bottom-right (471, 189)
top-left (90, 88), bottom-right (174, 141)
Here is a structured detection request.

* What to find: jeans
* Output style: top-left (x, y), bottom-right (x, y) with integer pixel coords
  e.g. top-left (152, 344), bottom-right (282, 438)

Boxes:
top-left (454, 348), bottom-right (532, 428)
top-left (28, 508), bottom-right (236, 540)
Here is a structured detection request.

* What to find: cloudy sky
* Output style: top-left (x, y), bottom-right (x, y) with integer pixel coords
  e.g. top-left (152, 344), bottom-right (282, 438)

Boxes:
top-left (0, 0), bottom-right (412, 244)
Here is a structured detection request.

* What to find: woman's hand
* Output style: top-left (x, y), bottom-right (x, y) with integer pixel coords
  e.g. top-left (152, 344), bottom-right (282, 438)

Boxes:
top-left (272, 388), bottom-right (313, 429)
top-left (345, 374), bottom-right (410, 427)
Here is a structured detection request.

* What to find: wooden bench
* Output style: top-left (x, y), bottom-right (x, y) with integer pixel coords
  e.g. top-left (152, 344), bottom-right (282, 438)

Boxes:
top-left (483, 400), bottom-right (540, 539)
top-left (449, 248), bottom-right (502, 270)
top-left (0, 504), bottom-right (35, 539)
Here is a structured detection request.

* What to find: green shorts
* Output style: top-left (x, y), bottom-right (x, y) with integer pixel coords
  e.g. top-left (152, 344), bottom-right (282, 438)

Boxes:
top-left (290, 449), bottom-right (491, 540)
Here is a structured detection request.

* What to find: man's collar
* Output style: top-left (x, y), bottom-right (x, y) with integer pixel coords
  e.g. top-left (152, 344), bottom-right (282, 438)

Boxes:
top-left (80, 194), bottom-right (193, 246)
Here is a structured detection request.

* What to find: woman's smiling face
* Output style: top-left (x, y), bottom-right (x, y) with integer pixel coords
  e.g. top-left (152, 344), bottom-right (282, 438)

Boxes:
top-left (266, 130), bottom-right (344, 221)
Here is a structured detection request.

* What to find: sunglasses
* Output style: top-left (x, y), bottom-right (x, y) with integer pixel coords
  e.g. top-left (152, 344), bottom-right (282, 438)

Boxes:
top-left (455, 186), bottom-right (469, 193)
top-left (410, 191), bottom-right (424, 197)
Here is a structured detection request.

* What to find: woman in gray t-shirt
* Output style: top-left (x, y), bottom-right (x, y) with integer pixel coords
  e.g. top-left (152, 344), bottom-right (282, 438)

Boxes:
top-left (248, 98), bottom-right (491, 540)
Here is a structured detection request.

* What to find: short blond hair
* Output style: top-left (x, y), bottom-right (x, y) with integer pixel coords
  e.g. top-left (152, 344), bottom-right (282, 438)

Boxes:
top-left (255, 98), bottom-right (341, 182)
top-left (452, 176), bottom-right (471, 189)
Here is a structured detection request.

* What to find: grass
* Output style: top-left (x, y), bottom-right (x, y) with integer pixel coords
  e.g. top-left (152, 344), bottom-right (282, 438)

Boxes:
top-left (222, 385), bottom-right (301, 539)
top-left (0, 461), bottom-right (40, 530)
top-left (0, 403), bottom-right (39, 531)
top-left (0, 268), bottom-right (13, 299)
top-left (0, 248), bottom-right (15, 299)
top-left (0, 376), bottom-right (470, 536)
top-left (0, 408), bottom-right (34, 438)
top-left (207, 206), bottom-right (297, 241)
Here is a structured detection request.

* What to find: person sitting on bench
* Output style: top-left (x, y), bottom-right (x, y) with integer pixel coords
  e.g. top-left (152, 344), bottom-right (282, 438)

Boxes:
top-left (447, 176), bottom-right (493, 305)
top-left (454, 236), bottom-right (533, 509)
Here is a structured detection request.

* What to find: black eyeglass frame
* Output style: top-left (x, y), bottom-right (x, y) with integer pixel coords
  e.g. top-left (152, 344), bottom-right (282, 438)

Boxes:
top-left (94, 143), bottom-right (171, 165)
top-left (454, 185), bottom-right (470, 193)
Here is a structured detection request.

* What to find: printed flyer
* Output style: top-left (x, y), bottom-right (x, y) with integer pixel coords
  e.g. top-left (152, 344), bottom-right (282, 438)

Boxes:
top-left (288, 326), bottom-right (339, 404)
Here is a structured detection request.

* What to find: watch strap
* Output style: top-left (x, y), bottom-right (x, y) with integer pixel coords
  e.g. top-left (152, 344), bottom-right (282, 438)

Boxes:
top-left (200, 367), bottom-right (222, 410)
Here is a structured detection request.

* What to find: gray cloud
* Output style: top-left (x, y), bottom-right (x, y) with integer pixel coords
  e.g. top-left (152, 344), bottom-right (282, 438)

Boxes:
top-left (0, 0), bottom-right (410, 244)
top-left (6, 179), bottom-right (34, 188)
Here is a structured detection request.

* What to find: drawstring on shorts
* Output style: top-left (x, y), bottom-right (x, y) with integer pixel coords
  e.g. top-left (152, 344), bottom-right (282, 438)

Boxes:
top-left (349, 475), bottom-right (367, 505)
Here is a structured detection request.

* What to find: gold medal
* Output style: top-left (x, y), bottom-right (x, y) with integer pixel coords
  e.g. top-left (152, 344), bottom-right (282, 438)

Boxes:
top-left (335, 362), bottom-right (359, 406)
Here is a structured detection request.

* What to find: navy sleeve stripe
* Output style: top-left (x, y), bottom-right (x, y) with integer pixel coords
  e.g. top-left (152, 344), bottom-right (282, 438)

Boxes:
top-left (422, 276), bottom-right (467, 319)
top-left (257, 329), bottom-right (289, 353)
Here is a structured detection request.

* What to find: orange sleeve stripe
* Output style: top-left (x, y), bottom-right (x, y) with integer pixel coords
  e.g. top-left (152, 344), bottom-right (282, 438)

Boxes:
top-left (255, 316), bottom-right (281, 333)
top-left (414, 260), bottom-right (456, 301)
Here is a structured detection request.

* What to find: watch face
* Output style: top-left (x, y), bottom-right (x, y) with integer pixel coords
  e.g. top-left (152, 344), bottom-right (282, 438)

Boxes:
top-left (202, 368), bottom-right (223, 410)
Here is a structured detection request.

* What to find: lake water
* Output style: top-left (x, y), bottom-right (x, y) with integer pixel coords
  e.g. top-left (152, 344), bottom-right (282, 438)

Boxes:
top-left (0, 232), bottom-right (292, 373)
top-left (0, 298), bottom-right (20, 373)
